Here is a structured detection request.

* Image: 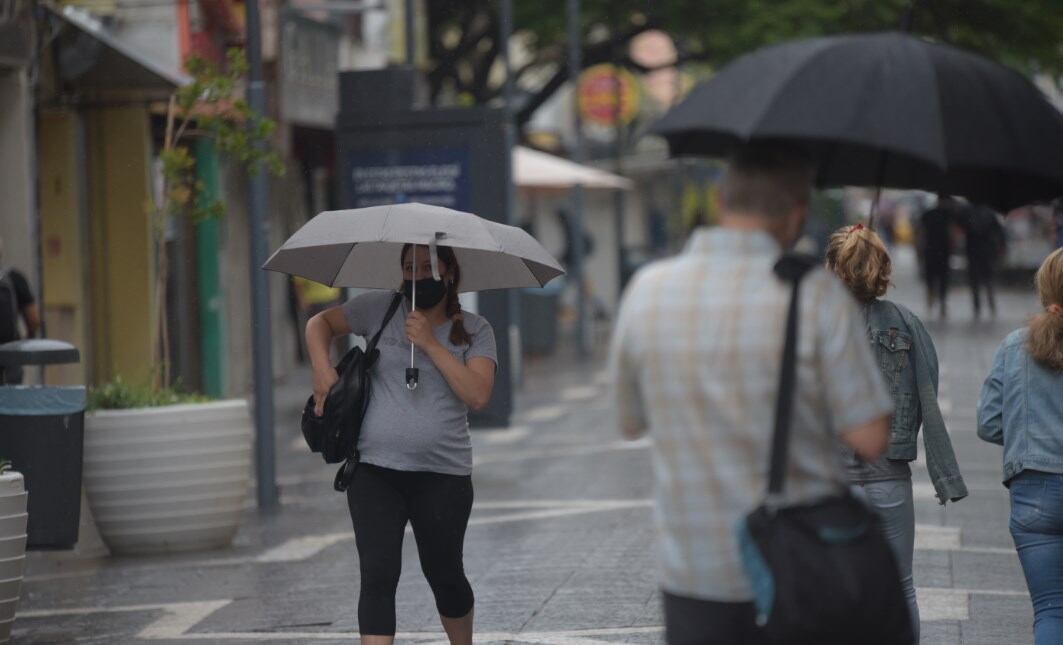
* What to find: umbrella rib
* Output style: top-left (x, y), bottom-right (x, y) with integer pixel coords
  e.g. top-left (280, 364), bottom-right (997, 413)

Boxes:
top-left (521, 257), bottom-right (549, 287)
top-left (743, 40), bottom-right (837, 139)
top-left (381, 204), bottom-right (394, 242)
top-left (328, 242), bottom-right (358, 286)
top-left (477, 216), bottom-right (505, 253)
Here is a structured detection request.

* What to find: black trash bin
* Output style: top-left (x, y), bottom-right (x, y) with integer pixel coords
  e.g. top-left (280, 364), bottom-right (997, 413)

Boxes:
top-left (0, 339), bottom-right (84, 550)
top-left (520, 286), bottom-right (560, 356)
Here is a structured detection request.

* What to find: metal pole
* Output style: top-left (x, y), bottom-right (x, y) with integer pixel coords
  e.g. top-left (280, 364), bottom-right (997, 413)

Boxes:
top-left (499, 0), bottom-right (523, 387)
top-left (26, 65), bottom-right (45, 382)
top-left (405, 0), bottom-right (416, 65)
top-left (566, 0), bottom-right (589, 357)
top-left (611, 27), bottom-right (627, 298)
top-left (244, 0), bottom-right (278, 511)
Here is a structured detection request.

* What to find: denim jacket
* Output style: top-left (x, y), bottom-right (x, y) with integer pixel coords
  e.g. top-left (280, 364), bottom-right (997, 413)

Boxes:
top-left (977, 329), bottom-right (1063, 485)
top-left (866, 300), bottom-right (968, 504)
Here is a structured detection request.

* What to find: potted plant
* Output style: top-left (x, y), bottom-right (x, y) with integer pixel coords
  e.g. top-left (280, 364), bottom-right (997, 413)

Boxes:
top-left (0, 459), bottom-right (28, 642)
top-left (82, 379), bottom-right (252, 554)
top-left (81, 51), bottom-right (281, 556)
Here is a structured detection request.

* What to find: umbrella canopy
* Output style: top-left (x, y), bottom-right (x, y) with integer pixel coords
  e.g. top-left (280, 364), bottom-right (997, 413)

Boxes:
top-left (651, 31), bottom-right (1063, 211)
top-left (263, 202), bottom-right (565, 293)
top-left (514, 146), bottom-right (633, 191)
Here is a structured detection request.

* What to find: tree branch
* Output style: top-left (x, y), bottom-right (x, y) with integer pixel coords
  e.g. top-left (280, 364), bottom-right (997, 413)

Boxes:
top-left (470, 37), bottom-right (502, 103)
top-left (624, 48), bottom-right (714, 74)
top-left (426, 1), bottom-right (497, 103)
top-left (516, 22), bottom-right (657, 126)
top-left (513, 57), bottom-right (548, 83)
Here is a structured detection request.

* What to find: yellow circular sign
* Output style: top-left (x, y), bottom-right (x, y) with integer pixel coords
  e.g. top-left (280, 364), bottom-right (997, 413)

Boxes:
top-left (577, 64), bottom-right (640, 127)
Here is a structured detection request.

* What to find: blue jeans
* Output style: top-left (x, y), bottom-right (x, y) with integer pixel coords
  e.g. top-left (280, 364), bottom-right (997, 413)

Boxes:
top-left (1010, 470), bottom-right (1063, 645)
top-left (855, 480), bottom-right (919, 643)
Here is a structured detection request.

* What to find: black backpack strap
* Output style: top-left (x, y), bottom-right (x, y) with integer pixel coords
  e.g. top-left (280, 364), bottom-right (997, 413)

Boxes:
top-left (767, 253), bottom-right (818, 497)
top-left (366, 292), bottom-right (403, 354)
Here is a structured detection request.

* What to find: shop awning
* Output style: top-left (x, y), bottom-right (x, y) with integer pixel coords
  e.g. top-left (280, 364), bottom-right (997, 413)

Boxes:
top-left (514, 146), bottom-right (634, 191)
top-left (46, 4), bottom-right (190, 96)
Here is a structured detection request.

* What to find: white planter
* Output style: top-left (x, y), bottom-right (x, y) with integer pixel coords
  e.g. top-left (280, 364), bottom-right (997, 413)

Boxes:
top-left (83, 400), bottom-right (252, 555)
top-left (0, 471), bottom-right (27, 643)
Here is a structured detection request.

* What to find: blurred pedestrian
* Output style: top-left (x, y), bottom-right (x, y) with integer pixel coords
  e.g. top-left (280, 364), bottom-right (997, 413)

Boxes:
top-left (826, 224), bottom-right (969, 641)
top-left (978, 248), bottom-right (1063, 645)
top-left (960, 203), bottom-right (1006, 319)
top-left (0, 237), bottom-right (40, 385)
top-left (919, 196), bottom-right (956, 319)
top-left (609, 144), bottom-right (892, 645)
top-left (305, 244), bottom-right (495, 645)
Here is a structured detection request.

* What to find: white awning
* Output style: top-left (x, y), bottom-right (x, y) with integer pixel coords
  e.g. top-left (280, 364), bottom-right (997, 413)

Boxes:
top-left (514, 146), bottom-right (634, 191)
top-left (46, 4), bottom-right (190, 95)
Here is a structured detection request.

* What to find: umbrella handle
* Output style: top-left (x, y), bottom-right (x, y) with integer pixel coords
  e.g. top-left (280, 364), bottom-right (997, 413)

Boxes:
top-left (408, 337), bottom-right (418, 389)
top-left (408, 245), bottom-right (419, 389)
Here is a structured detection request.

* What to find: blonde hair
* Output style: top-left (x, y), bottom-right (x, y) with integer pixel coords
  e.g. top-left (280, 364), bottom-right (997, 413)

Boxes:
top-left (1028, 248), bottom-right (1063, 371)
top-left (824, 224), bottom-right (892, 304)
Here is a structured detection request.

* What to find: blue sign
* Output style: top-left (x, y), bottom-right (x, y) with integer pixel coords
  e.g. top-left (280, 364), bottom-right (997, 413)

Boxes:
top-left (343, 147), bottom-right (471, 211)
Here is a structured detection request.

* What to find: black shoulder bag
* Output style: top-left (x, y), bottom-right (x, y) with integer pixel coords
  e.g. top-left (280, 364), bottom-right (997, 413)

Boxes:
top-left (736, 254), bottom-right (913, 645)
top-left (300, 291), bottom-right (403, 492)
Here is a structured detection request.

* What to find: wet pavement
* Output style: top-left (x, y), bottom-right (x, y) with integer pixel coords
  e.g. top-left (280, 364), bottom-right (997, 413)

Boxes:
top-left (18, 246), bottom-right (1042, 644)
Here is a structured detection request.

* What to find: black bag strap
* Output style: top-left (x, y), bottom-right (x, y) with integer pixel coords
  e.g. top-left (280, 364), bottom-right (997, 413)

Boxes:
top-left (767, 253), bottom-right (818, 496)
top-left (367, 292), bottom-right (404, 354)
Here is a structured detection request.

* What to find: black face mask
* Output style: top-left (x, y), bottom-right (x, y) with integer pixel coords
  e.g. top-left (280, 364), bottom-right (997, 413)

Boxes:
top-left (403, 278), bottom-right (448, 309)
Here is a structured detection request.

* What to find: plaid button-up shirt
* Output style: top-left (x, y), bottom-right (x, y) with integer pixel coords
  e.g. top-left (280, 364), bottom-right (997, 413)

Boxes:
top-left (609, 227), bottom-right (892, 601)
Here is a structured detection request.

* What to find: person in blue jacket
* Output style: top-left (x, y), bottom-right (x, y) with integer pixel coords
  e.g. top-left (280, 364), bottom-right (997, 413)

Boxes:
top-left (978, 248), bottom-right (1063, 645)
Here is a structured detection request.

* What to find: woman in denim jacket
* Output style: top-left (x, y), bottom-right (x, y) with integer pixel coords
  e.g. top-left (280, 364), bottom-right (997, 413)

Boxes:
top-left (978, 248), bottom-right (1063, 645)
top-left (827, 225), bottom-right (968, 641)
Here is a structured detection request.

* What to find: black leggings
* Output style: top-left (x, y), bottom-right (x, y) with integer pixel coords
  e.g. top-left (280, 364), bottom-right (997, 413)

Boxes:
top-left (347, 463), bottom-right (474, 635)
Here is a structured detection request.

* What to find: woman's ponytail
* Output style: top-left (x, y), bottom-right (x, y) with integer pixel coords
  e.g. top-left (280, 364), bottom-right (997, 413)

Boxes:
top-left (824, 224), bottom-right (892, 303)
top-left (1028, 312), bottom-right (1063, 372)
top-left (1028, 248), bottom-right (1063, 372)
top-left (435, 245), bottom-right (471, 346)
top-left (445, 281), bottom-right (472, 346)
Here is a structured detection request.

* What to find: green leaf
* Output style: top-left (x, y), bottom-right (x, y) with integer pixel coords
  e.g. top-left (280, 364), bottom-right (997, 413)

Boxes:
top-left (87, 375), bottom-right (211, 411)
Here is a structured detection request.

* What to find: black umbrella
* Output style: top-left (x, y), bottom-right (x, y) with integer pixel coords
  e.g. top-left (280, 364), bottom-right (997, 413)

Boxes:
top-left (651, 31), bottom-right (1063, 213)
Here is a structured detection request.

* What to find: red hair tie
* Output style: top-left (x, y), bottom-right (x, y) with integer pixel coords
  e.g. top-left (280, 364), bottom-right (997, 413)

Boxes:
top-left (851, 223), bottom-right (865, 233)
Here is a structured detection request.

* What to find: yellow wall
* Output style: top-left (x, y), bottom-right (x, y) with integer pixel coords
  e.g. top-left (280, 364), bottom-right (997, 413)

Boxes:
top-left (85, 107), bottom-right (155, 385)
top-left (38, 111), bottom-right (87, 385)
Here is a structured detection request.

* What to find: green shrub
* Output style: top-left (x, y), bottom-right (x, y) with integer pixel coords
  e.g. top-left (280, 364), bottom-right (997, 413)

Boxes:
top-left (87, 376), bottom-right (210, 411)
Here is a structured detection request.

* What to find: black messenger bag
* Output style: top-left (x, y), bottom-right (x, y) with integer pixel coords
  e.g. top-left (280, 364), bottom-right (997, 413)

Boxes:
top-left (300, 292), bottom-right (402, 492)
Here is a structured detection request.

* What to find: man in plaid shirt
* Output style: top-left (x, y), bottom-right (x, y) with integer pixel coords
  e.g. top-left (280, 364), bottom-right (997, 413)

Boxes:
top-left (609, 144), bottom-right (892, 644)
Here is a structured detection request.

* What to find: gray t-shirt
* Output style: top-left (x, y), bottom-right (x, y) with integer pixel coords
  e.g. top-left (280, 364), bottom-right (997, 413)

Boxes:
top-left (342, 290), bottom-right (497, 475)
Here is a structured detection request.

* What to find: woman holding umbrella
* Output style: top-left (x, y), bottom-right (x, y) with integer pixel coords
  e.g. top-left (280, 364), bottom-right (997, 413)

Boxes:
top-left (305, 243), bottom-right (496, 645)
